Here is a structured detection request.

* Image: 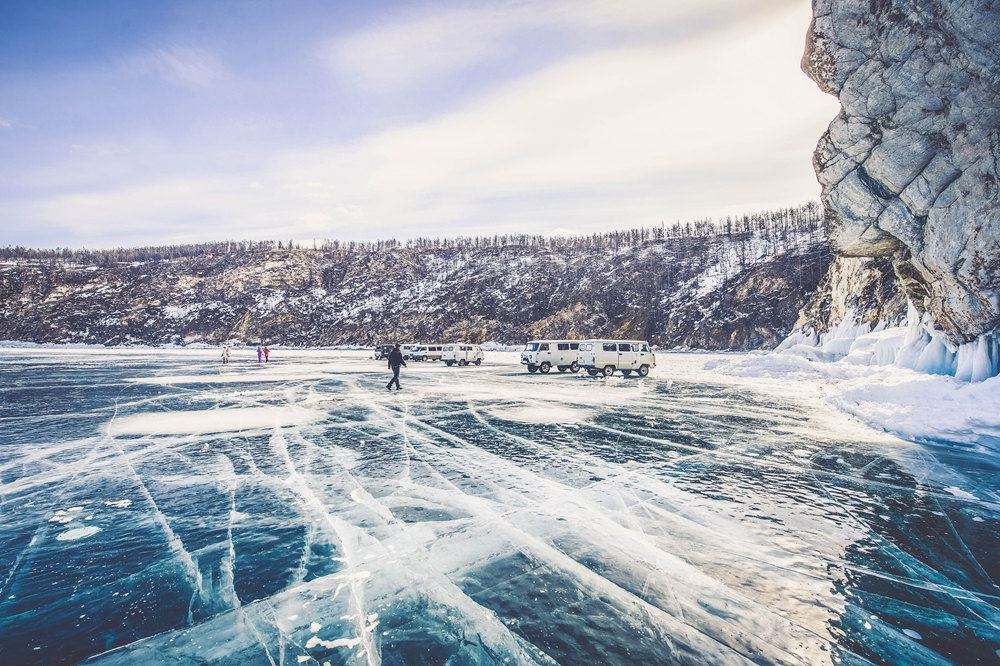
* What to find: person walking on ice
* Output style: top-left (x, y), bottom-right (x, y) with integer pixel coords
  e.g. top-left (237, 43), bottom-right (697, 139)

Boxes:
top-left (386, 343), bottom-right (406, 391)
top-left (256, 344), bottom-right (264, 363)
top-left (263, 345), bottom-right (270, 362)
top-left (222, 345), bottom-right (231, 365)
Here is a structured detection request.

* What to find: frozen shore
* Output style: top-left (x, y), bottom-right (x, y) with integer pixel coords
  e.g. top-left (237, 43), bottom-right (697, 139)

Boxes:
top-left (3, 342), bottom-right (995, 449)
top-left (703, 352), bottom-right (999, 450)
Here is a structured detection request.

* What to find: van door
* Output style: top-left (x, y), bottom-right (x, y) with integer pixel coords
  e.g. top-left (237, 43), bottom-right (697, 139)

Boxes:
top-left (618, 342), bottom-right (637, 369)
top-left (601, 342), bottom-right (617, 368)
top-left (556, 342), bottom-right (570, 364)
top-left (639, 343), bottom-right (652, 367)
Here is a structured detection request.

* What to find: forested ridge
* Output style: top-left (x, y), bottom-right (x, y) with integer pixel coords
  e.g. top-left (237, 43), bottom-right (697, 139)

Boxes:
top-left (1, 203), bottom-right (830, 349)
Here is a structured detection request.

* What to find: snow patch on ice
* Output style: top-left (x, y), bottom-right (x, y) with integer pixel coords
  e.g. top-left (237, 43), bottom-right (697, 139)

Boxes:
top-left (943, 486), bottom-right (976, 500)
top-left (828, 373), bottom-right (1000, 446)
top-left (56, 526), bottom-right (101, 541)
top-left (706, 353), bottom-right (1000, 447)
top-left (487, 404), bottom-right (590, 424)
top-left (111, 406), bottom-right (323, 436)
top-left (49, 507), bottom-right (85, 524)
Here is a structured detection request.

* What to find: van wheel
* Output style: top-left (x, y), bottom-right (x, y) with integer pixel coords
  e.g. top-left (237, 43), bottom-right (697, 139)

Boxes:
top-left (539, 362), bottom-right (551, 374)
top-left (602, 365), bottom-right (615, 377)
top-left (637, 364), bottom-right (649, 377)
top-left (446, 361), bottom-right (454, 366)
top-left (587, 368), bottom-right (600, 377)
top-left (527, 364), bottom-right (538, 373)
top-left (570, 361), bottom-right (580, 373)
top-left (621, 370), bottom-right (632, 377)
top-left (474, 358), bottom-right (481, 366)
top-left (459, 359), bottom-right (468, 366)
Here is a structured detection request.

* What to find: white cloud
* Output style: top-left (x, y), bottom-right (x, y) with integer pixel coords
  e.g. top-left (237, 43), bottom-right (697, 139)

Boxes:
top-left (10, 1), bottom-right (836, 246)
top-left (0, 116), bottom-right (13, 129)
top-left (123, 44), bottom-right (227, 88)
top-left (321, 0), bottom-right (798, 91)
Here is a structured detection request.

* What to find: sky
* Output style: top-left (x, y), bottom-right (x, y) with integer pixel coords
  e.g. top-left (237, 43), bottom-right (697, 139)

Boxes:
top-left (0, 0), bottom-right (839, 248)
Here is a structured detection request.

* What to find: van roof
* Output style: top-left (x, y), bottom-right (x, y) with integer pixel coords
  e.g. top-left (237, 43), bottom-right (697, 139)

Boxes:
top-left (580, 339), bottom-right (650, 344)
top-left (526, 339), bottom-right (581, 343)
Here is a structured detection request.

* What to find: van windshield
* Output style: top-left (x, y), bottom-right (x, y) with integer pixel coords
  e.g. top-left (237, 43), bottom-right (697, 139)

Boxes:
top-left (524, 343), bottom-right (539, 351)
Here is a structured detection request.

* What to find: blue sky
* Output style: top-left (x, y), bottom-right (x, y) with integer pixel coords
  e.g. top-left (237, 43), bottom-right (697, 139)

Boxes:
top-left (0, 0), bottom-right (838, 248)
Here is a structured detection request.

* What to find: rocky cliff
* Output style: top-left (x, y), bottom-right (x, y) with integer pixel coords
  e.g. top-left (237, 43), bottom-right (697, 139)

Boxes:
top-left (791, 254), bottom-right (908, 338)
top-left (801, 0), bottom-right (999, 346)
top-left (0, 209), bottom-right (830, 350)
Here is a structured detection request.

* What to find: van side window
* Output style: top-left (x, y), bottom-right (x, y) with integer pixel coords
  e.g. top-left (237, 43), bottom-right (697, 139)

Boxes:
top-left (570, 343), bottom-right (579, 350)
top-left (618, 343), bottom-right (631, 352)
top-left (603, 343), bottom-right (616, 352)
top-left (557, 343), bottom-right (568, 351)
top-left (539, 343), bottom-right (549, 351)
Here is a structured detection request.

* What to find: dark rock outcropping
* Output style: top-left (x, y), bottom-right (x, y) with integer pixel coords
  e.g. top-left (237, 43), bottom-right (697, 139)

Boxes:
top-left (792, 254), bottom-right (907, 336)
top-left (803, 0), bottom-right (1000, 344)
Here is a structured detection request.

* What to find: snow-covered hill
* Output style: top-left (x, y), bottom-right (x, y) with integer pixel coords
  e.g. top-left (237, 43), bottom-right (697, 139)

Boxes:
top-left (0, 206), bottom-right (829, 349)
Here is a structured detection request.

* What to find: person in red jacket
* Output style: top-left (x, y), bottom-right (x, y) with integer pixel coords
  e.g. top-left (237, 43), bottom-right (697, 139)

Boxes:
top-left (263, 345), bottom-right (270, 362)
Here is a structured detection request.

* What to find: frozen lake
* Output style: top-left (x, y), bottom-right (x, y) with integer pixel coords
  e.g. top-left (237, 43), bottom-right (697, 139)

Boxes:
top-left (1, 349), bottom-right (997, 665)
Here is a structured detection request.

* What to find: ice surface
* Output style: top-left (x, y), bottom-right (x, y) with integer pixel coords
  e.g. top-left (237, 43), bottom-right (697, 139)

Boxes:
top-left (0, 348), bottom-right (997, 665)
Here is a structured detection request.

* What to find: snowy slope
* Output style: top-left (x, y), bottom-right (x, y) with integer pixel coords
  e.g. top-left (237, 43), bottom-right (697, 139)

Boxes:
top-left (0, 208), bottom-right (829, 349)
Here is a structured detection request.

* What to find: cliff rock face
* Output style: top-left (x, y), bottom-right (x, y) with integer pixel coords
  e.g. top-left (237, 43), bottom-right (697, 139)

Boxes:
top-left (803, 0), bottom-right (1000, 344)
top-left (792, 254), bottom-right (908, 338)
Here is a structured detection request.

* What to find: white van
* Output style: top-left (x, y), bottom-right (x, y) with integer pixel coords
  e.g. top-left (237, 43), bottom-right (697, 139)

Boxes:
top-left (521, 340), bottom-right (581, 373)
top-left (414, 344), bottom-right (444, 362)
top-left (401, 344), bottom-right (423, 361)
top-left (442, 344), bottom-right (484, 366)
top-left (577, 340), bottom-right (656, 377)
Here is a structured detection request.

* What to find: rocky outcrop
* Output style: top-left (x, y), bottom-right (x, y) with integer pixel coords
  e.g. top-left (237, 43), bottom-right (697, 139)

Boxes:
top-left (803, 0), bottom-right (1000, 345)
top-left (792, 254), bottom-right (907, 337)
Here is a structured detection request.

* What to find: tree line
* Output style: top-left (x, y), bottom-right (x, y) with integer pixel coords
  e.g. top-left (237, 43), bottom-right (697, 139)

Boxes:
top-left (0, 202), bottom-right (823, 266)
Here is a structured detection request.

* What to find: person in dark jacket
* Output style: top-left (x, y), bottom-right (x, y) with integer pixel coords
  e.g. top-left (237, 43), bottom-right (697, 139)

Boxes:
top-left (386, 344), bottom-right (406, 391)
